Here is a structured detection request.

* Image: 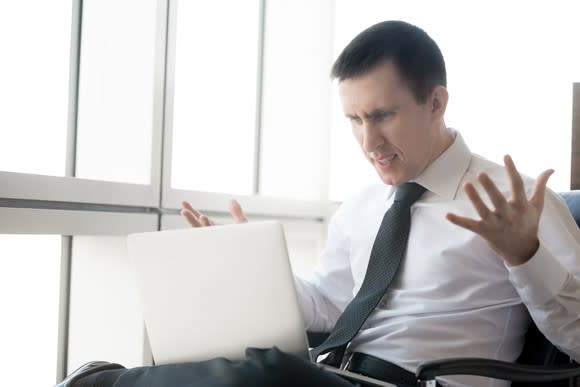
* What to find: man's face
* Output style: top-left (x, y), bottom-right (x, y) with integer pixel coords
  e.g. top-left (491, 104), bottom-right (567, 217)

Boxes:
top-left (339, 61), bottom-right (444, 185)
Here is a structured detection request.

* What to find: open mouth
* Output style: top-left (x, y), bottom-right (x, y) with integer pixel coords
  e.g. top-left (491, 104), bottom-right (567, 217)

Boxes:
top-left (376, 155), bottom-right (396, 165)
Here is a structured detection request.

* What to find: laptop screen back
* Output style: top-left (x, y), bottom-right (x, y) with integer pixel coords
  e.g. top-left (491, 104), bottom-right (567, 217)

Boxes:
top-left (127, 221), bottom-right (310, 364)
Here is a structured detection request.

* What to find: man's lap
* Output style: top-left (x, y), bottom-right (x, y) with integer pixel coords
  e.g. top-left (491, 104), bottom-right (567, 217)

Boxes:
top-left (73, 347), bottom-right (356, 387)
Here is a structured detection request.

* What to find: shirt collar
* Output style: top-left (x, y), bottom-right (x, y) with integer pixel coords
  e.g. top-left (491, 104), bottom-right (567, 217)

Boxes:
top-left (414, 130), bottom-right (472, 200)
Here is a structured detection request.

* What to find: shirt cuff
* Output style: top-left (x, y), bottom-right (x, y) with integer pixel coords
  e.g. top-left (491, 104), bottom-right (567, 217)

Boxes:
top-left (507, 242), bottom-right (569, 306)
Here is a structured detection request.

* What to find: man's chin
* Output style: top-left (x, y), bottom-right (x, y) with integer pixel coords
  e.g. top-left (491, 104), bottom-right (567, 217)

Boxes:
top-left (378, 172), bottom-right (402, 186)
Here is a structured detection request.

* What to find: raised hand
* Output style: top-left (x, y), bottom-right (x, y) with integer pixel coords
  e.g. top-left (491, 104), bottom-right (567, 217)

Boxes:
top-left (181, 199), bottom-right (247, 227)
top-left (446, 155), bottom-right (554, 266)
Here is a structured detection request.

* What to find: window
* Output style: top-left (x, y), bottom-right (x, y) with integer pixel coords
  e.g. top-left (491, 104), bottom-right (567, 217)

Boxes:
top-left (0, 235), bottom-right (61, 386)
top-left (75, 0), bottom-right (158, 184)
top-left (0, 2), bottom-right (162, 381)
top-left (170, 0), bottom-right (260, 194)
top-left (259, 0), bottom-right (332, 200)
top-left (0, 1), bottom-right (72, 176)
top-left (68, 236), bottom-right (148, 370)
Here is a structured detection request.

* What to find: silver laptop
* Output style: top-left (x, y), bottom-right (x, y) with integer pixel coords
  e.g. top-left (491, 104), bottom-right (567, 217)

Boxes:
top-left (127, 221), bottom-right (394, 387)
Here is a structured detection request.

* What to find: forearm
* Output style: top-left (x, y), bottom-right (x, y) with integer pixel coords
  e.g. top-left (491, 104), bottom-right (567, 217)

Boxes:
top-left (508, 243), bottom-right (580, 361)
top-left (294, 275), bottom-right (342, 332)
top-left (527, 272), bottom-right (580, 361)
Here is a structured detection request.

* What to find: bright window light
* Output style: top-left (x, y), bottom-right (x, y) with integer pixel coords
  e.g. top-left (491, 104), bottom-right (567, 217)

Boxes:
top-left (0, 235), bottom-right (61, 386)
top-left (171, 0), bottom-right (260, 195)
top-left (259, 0), bottom-right (332, 200)
top-left (0, 1), bottom-right (71, 176)
top-left (75, 0), bottom-right (157, 184)
top-left (68, 236), bottom-right (145, 371)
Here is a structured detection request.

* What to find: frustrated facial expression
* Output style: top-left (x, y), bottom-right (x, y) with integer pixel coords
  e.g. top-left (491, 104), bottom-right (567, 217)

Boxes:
top-left (339, 61), bottom-right (448, 186)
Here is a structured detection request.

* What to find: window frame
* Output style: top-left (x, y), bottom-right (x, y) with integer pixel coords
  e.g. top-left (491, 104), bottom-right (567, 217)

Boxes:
top-left (0, 0), bottom-right (338, 383)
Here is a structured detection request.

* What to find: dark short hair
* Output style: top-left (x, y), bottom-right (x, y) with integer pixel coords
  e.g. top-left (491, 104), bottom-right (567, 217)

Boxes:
top-left (331, 20), bottom-right (446, 104)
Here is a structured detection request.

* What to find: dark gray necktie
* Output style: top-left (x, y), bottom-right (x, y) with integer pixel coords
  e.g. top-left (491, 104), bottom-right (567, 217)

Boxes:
top-left (311, 182), bottom-right (426, 364)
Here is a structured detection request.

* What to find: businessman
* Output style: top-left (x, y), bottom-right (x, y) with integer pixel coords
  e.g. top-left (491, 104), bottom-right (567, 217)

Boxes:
top-left (62, 20), bottom-right (580, 387)
top-left (182, 20), bottom-right (580, 386)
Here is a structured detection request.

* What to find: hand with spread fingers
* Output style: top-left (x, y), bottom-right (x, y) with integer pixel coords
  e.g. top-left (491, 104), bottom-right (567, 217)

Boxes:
top-left (181, 199), bottom-right (248, 227)
top-left (446, 155), bottom-right (554, 267)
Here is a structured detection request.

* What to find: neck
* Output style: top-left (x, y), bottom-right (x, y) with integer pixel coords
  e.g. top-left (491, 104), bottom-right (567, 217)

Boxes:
top-left (431, 122), bottom-right (454, 162)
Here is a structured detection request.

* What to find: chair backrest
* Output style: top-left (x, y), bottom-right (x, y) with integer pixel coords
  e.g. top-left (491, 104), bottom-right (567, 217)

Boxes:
top-left (513, 191), bottom-right (580, 387)
top-left (561, 191), bottom-right (580, 227)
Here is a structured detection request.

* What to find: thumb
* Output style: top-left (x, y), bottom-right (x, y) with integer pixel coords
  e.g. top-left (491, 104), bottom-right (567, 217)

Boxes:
top-left (229, 199), bottom-right (248, 223)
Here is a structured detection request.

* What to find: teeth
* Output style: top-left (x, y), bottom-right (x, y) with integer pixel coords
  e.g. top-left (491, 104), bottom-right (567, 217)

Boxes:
top-left (378, 155), bottom-right (395, 164)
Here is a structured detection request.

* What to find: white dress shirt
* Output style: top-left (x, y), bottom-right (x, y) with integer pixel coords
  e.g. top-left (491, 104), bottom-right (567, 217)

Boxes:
top-left (295, 131), bottom-right (580, 387)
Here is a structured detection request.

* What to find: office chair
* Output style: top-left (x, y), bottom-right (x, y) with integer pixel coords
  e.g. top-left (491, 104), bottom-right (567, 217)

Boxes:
top-left (308, 191), bottom-right (580, 386)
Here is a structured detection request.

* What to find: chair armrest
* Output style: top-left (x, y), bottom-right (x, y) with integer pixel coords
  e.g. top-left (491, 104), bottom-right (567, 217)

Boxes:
top-left (417, 358), bottom-right (580, 383)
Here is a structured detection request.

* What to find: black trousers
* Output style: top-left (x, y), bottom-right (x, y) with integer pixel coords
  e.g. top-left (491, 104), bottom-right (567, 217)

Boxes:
top-left (75, 348), bottom-right (356, 387)
top-left (75, 347), bottom-right (367, 387)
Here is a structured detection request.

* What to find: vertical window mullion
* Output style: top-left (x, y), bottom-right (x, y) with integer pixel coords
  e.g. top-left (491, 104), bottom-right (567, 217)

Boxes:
top-left (57, 0), bottom-right (83, 382)
top-left (56, 236), bottom-right (73, 383)
top-left (66, 0), bottom-right (83, 179)
top-left (151, 0), bottom-right (171, 213)
top-left (253, 0), bottom-right (266, 195)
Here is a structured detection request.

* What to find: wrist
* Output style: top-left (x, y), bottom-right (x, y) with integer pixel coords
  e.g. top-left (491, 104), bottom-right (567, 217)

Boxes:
top-left (504, 239), bottom-right (540, 267)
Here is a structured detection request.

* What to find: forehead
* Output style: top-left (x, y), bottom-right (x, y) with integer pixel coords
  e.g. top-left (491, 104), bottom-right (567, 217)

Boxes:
top-left (338, 61), bottom-right (412, 112)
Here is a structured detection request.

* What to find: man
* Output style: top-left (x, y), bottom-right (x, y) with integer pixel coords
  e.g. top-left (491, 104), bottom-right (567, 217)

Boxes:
top-left (61, 20), bottom-right (580, 387)
top-left (182, 21), bottom-right (580, 386)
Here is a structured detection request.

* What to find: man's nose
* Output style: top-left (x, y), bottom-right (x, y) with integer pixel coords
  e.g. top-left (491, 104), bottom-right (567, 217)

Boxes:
top-left (362, 121), bottom-right (384, 153)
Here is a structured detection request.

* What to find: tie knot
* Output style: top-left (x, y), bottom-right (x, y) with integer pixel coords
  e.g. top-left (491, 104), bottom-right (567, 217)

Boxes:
top-left (394, 182), bottom-right (426, 206)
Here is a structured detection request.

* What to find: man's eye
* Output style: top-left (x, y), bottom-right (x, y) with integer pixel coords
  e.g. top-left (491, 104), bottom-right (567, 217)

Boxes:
top-left (350, 117), bottom-right (362, 125)
top-left (375, 112), bottom-right (393, 121)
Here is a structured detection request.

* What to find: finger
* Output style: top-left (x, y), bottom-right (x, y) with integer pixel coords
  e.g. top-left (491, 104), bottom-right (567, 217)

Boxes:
top-left (181, 209), bottom-right (202, 227)
top-left (446, 212), bottom-right (482, 234)
top-left (529, 169), bottom-right (555, 211)
top-left (478, 172), bottom-right (508, 211)
top-left (199, 215), bottom-right (211, 227)
top-left (181, 201), bottom-right (203, 218)
top-left (229, 199), bottom-right (248, 223)
top-left (463, 182), bottom-right (492, 219)
top-left (504, 155), bottom-right (527, 205)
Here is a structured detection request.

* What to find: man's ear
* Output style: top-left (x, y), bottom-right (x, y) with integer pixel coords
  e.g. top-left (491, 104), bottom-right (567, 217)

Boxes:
top-left (430, 85), bottom-right (449, 120)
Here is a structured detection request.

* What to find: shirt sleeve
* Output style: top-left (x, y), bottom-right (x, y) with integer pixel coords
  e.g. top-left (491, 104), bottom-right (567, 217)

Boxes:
top-left (507, 191), bottom-right (580, 362)
top-left (294, 207), bottom-right (355, 332)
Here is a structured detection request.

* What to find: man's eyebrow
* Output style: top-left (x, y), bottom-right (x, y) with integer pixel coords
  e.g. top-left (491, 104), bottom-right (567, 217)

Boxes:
top-left (363, 109), bottom-right (395, 120)
top-left (344, 109), bottom-right (396, 120)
